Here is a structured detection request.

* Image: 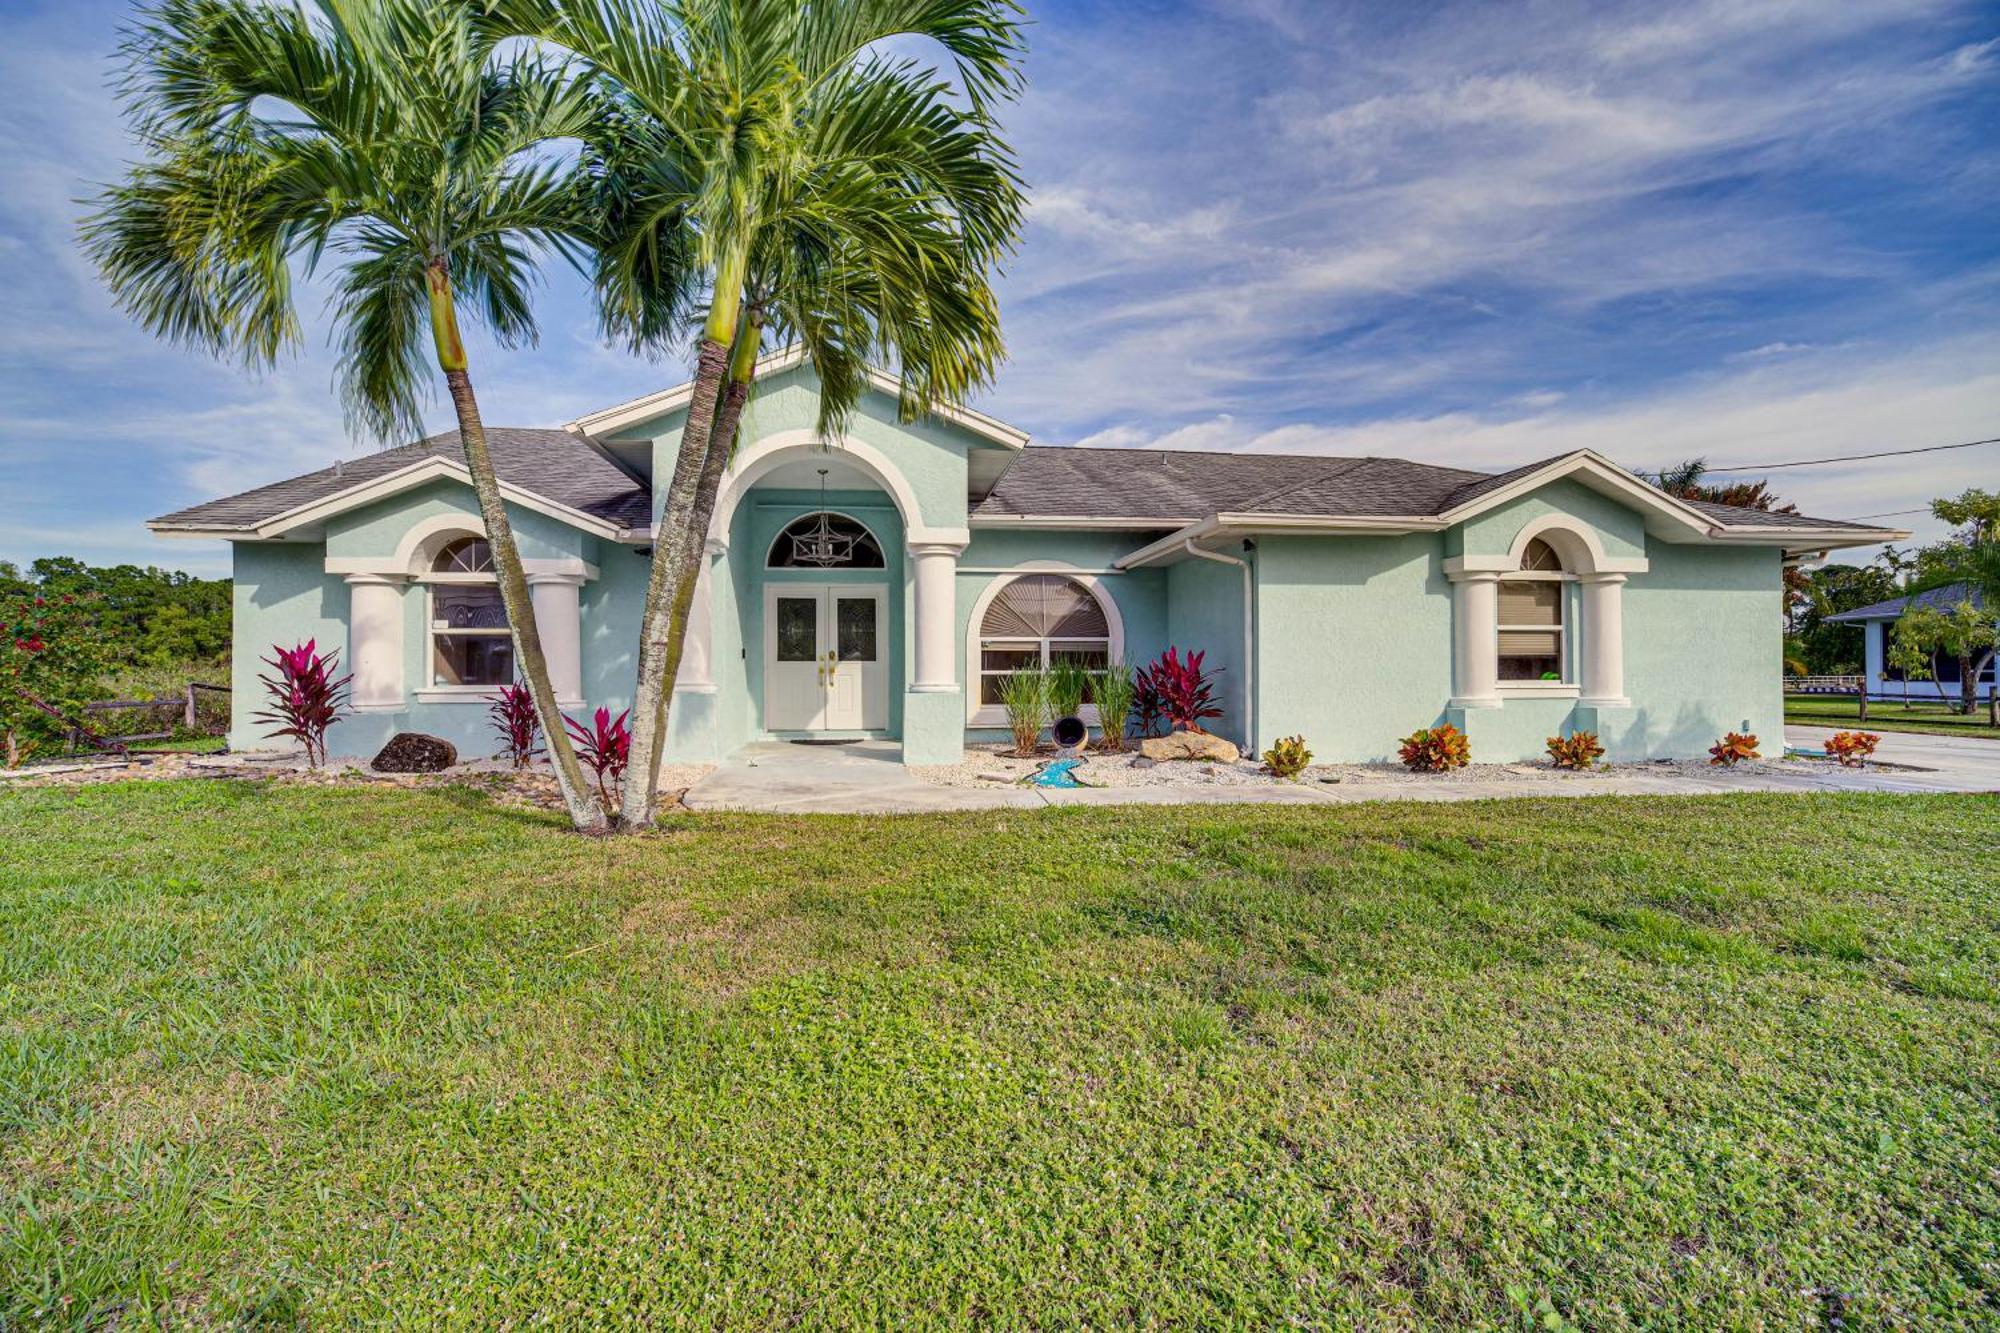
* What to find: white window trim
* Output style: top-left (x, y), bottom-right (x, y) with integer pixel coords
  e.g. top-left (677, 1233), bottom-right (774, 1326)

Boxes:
top-left (1495, 569), bottom-right (1574, 694)
top-left (425, 572), bottom-right (513, 690)
top-left (966, 568), bottom-right (1125, 727)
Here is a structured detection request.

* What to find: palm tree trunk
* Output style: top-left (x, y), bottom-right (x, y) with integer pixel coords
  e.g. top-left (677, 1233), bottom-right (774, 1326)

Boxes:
top-left (428, 261), bottom-right (606, 832)
top-left (620, 245), bottom-right (751, 829)
top-left (623, 310), bottom-right (764, 829)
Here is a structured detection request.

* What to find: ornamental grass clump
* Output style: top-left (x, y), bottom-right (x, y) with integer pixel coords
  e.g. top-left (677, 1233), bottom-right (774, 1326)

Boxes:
top-left (1545, 730), bottom-right (1605, 770)
top-left (1046, 659), bottom-right (1089, 724)
top-left (1398, 723), bottom-right (1470, 773)
top-left (563, 707), bottom-right (631, 811)
top-left (1091, 665), bottom-right (1136, 750)
top-left (488, 683), bottom-right (542, 769)
top-left (1708, 731), bottom-right (1760, 767)
top-left (253, 639), bottom-right (350, 768)
top-left (1824, 731), bottom-right (1881, 767)
top-left (998, 668), bottom-right (1046, 756)
top-left (1262, 734), bottom-right (1312, 779)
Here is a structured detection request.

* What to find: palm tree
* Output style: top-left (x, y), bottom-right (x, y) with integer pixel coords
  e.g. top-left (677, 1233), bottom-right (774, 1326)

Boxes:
top-left (81, 0), bottom-right (612, 830)
top-left (505, 0), bottom-right (1029, 827)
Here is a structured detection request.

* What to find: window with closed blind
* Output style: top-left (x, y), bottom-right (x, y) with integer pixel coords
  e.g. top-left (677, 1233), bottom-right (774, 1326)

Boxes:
top-left (1497, 538), bottom-right (1569, 683)
top-left (976, 574), bottom-right (1112, 709)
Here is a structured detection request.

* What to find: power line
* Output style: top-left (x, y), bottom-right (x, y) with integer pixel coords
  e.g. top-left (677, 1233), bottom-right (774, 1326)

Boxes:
top-left (1847, 507), bottom-right (1931, 521)
top-left (1705, 434), bottom-right (2000, 472)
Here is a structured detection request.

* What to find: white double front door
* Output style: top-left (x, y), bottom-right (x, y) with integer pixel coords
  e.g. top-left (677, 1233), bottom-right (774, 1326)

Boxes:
top-left (763, 584), bottom-right (890, 732)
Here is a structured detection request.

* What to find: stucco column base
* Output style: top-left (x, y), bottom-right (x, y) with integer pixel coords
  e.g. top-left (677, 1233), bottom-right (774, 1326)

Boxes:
top-left (663, 688), bottom-right (723, 763)
top-left (901, 689), bottom-right (965, 765)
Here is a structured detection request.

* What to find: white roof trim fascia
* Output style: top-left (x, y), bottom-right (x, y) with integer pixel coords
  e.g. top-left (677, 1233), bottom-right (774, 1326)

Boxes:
top-left (567, 346), bottom-right (1030, 449)
top-left (563, 421), bottom-right (652, 485)
top-left (969, 514), bottom-right (1186, 530)
top-left (148, 457), bottom-right (633, 543)
top-left (1702, 526), bottom-right (1909, 548)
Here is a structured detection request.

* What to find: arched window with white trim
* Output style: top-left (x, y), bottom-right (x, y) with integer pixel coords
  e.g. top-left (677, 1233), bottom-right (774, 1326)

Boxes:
top-left (977, 574), bottom-right (1112, 707)
top-left (1497, 537), bottom-right (1571, 682)
top-left (426, 536), bottom-right (514, 687)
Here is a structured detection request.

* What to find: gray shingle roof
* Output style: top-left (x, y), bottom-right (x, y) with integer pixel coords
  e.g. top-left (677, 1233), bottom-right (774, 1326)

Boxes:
top-left (1826, 582), bottom-right (1987, 623)
top-left (972, 445), bottom-right (1897, 534)
top-left (152, 428), bottom-right (651, 532)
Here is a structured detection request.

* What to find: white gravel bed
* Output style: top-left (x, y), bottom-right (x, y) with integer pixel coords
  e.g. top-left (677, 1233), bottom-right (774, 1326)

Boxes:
top-left (912, 743), bottom-right (1830, 790)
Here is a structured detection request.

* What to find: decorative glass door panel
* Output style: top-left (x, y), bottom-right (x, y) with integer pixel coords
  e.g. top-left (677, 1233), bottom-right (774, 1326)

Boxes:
top-left (763, 585), bottom-right (889, 732)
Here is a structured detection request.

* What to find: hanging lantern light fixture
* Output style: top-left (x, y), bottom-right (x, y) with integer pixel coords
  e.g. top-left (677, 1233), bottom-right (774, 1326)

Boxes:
top-left (789, 469), bottom-right (859, 567)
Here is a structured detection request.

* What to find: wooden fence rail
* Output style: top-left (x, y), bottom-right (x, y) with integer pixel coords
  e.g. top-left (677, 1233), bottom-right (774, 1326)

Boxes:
top-left (74, 682), bottom-right (230, 746)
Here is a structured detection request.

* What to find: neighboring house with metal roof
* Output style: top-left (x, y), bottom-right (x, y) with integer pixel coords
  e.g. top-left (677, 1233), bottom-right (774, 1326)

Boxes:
top-left (1827, 582), bottom-right (1994, 700)
top-left (152, 352), bottom-right (1907, 764)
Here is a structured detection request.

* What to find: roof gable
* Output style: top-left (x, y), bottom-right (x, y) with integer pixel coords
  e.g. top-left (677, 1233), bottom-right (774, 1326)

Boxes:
top-left (150, 429), bottom-right (650, 540)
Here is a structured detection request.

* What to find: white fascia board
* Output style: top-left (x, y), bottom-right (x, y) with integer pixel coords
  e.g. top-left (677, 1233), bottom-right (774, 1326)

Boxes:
top-left (968, 514), bottom-right (1186, 530)
top-left (566, 346), bottom-right (1030, 449)
top-left (1113, 511), bottom-right (1443, 568)
top-left (1702, 526), bottom-right (1910, 550)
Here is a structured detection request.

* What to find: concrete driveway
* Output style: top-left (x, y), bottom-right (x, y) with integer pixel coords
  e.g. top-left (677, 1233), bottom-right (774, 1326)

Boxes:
top-left (684, 731), bottom-right (1997, 814)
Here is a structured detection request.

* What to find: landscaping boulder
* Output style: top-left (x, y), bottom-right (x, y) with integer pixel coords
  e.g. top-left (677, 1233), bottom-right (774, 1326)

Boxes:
top-left (1138, 730), bottom-right (1239, 764)
top-left (371, 733), bottom-right (458, 773)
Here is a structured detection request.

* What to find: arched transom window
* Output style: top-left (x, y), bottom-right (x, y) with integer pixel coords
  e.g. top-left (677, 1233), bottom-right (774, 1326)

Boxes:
top-left (1498, 538), bottom-right (1569, 682)
top-left (978, 574), bottom-right (1111, 706)
top-left (767, 512), bottom-right (886, 568)
top-left (426, 536), bottom-right (513, 687)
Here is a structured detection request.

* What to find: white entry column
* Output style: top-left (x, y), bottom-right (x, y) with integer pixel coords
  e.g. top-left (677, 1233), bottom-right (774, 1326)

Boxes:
top-left (344, 574), bottom-right (406, 709)
top-left (526, 572), bottom-right (585, 704)
top-left (1447, 570), bottom-right (1501, 709)
top-left (909, 540), bottom-right (964, 692)
top-left (675, 539), bottom-right (722, 694)
top-left (1579, 573), bottom-right (1629, 707)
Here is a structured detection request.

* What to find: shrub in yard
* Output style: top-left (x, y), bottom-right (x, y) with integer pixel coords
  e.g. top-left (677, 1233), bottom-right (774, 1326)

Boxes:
top-left (1045, 658), bottom-right (1089, 723)
top-left (0, 591), bottom-right (108, 766)
top-left (1091, 664), bottom-right (1136, 750)
top-left (1824, 730), bottom-right (1881, 767)
top-left (1262, 734), bottom-right (1313, 779)
top-left (1545, 730), bottom-right (1605, 770)
top-left (1707, 731), bottom-right (1760, 767)
top-left (563, 707), bottom-right (631, 810)
top-left (997, 667), bottom-right (1046, 756)
top-left (253, 639), bottom-right (351, 768)
top-left (488, 682), bottom-right (541, 768)
top-left (1144, 646), bottom-right (1223, 733)
top-left (1131, 667), bottom-right (1165, 739)
top-left (1398, 722), bottom-right (1470, 772)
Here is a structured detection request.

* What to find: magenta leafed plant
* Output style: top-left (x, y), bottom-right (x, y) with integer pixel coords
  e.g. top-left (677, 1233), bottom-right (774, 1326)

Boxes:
top-left (253, 639), bottom-right (351, 767)
top-left (488, 683), bottom-right (542, 769)
top-left (1142, 647), bottom-right (1224, 733)
top-left (563, 706), bottom-right (631, 809)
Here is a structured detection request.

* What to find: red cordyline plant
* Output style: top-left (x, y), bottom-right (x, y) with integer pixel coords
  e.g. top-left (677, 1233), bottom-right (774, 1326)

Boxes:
top-left (1140, 647), bottom-right (1223, 733)
top-left (563, 707), bottom-right (631, 811)
top-left (253, 639), bottom-right (350, 767)
top-left (488, 682), bottom-right (542, 769)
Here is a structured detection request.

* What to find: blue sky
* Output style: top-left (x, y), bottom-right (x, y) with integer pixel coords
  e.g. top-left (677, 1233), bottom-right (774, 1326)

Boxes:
top-left (2, 0), bottom-right (1996, 577)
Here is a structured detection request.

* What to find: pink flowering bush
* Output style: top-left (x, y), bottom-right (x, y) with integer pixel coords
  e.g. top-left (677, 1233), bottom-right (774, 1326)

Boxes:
top-left (1, 592), bottom-right (108, 766)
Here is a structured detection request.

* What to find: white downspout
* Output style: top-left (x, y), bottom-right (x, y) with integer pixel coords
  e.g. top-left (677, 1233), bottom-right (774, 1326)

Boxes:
top-left (1183, 538), bottom-right (1255, 754)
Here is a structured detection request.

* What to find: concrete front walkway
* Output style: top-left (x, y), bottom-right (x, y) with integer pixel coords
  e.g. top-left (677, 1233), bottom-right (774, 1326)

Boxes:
top-left (682, 731), bottom-right (1997, 815)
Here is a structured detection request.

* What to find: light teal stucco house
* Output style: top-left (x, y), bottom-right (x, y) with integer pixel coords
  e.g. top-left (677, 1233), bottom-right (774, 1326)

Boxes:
top-left (151, 351), bottom-right (1903, 765)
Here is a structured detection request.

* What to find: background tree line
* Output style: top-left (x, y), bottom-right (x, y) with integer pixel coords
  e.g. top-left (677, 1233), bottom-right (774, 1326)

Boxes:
top-left (0, 557), bottom-right (229, 673)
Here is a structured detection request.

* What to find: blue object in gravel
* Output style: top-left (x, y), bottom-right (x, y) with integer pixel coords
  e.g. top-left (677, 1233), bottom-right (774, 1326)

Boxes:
top-left (1029, 758), bottom-right (1085, 787)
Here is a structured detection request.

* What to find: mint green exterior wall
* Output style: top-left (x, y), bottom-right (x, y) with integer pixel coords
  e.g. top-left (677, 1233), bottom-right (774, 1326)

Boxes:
top-left (229, 542), bottom-right (347, 748)
top-left (1166, 551), bottom-right (1252, 748)
top-left (1254, 532), bottom-right (1452, 761)
top-left (1447, 478), bottom-right (1646, 562)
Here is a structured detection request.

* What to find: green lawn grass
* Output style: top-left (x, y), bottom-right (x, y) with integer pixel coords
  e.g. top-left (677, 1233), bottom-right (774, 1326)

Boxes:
top-left (1786, 694), bottom-right (2000, 738)
top-left (2, 782), bottom-right (1995, 1328)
